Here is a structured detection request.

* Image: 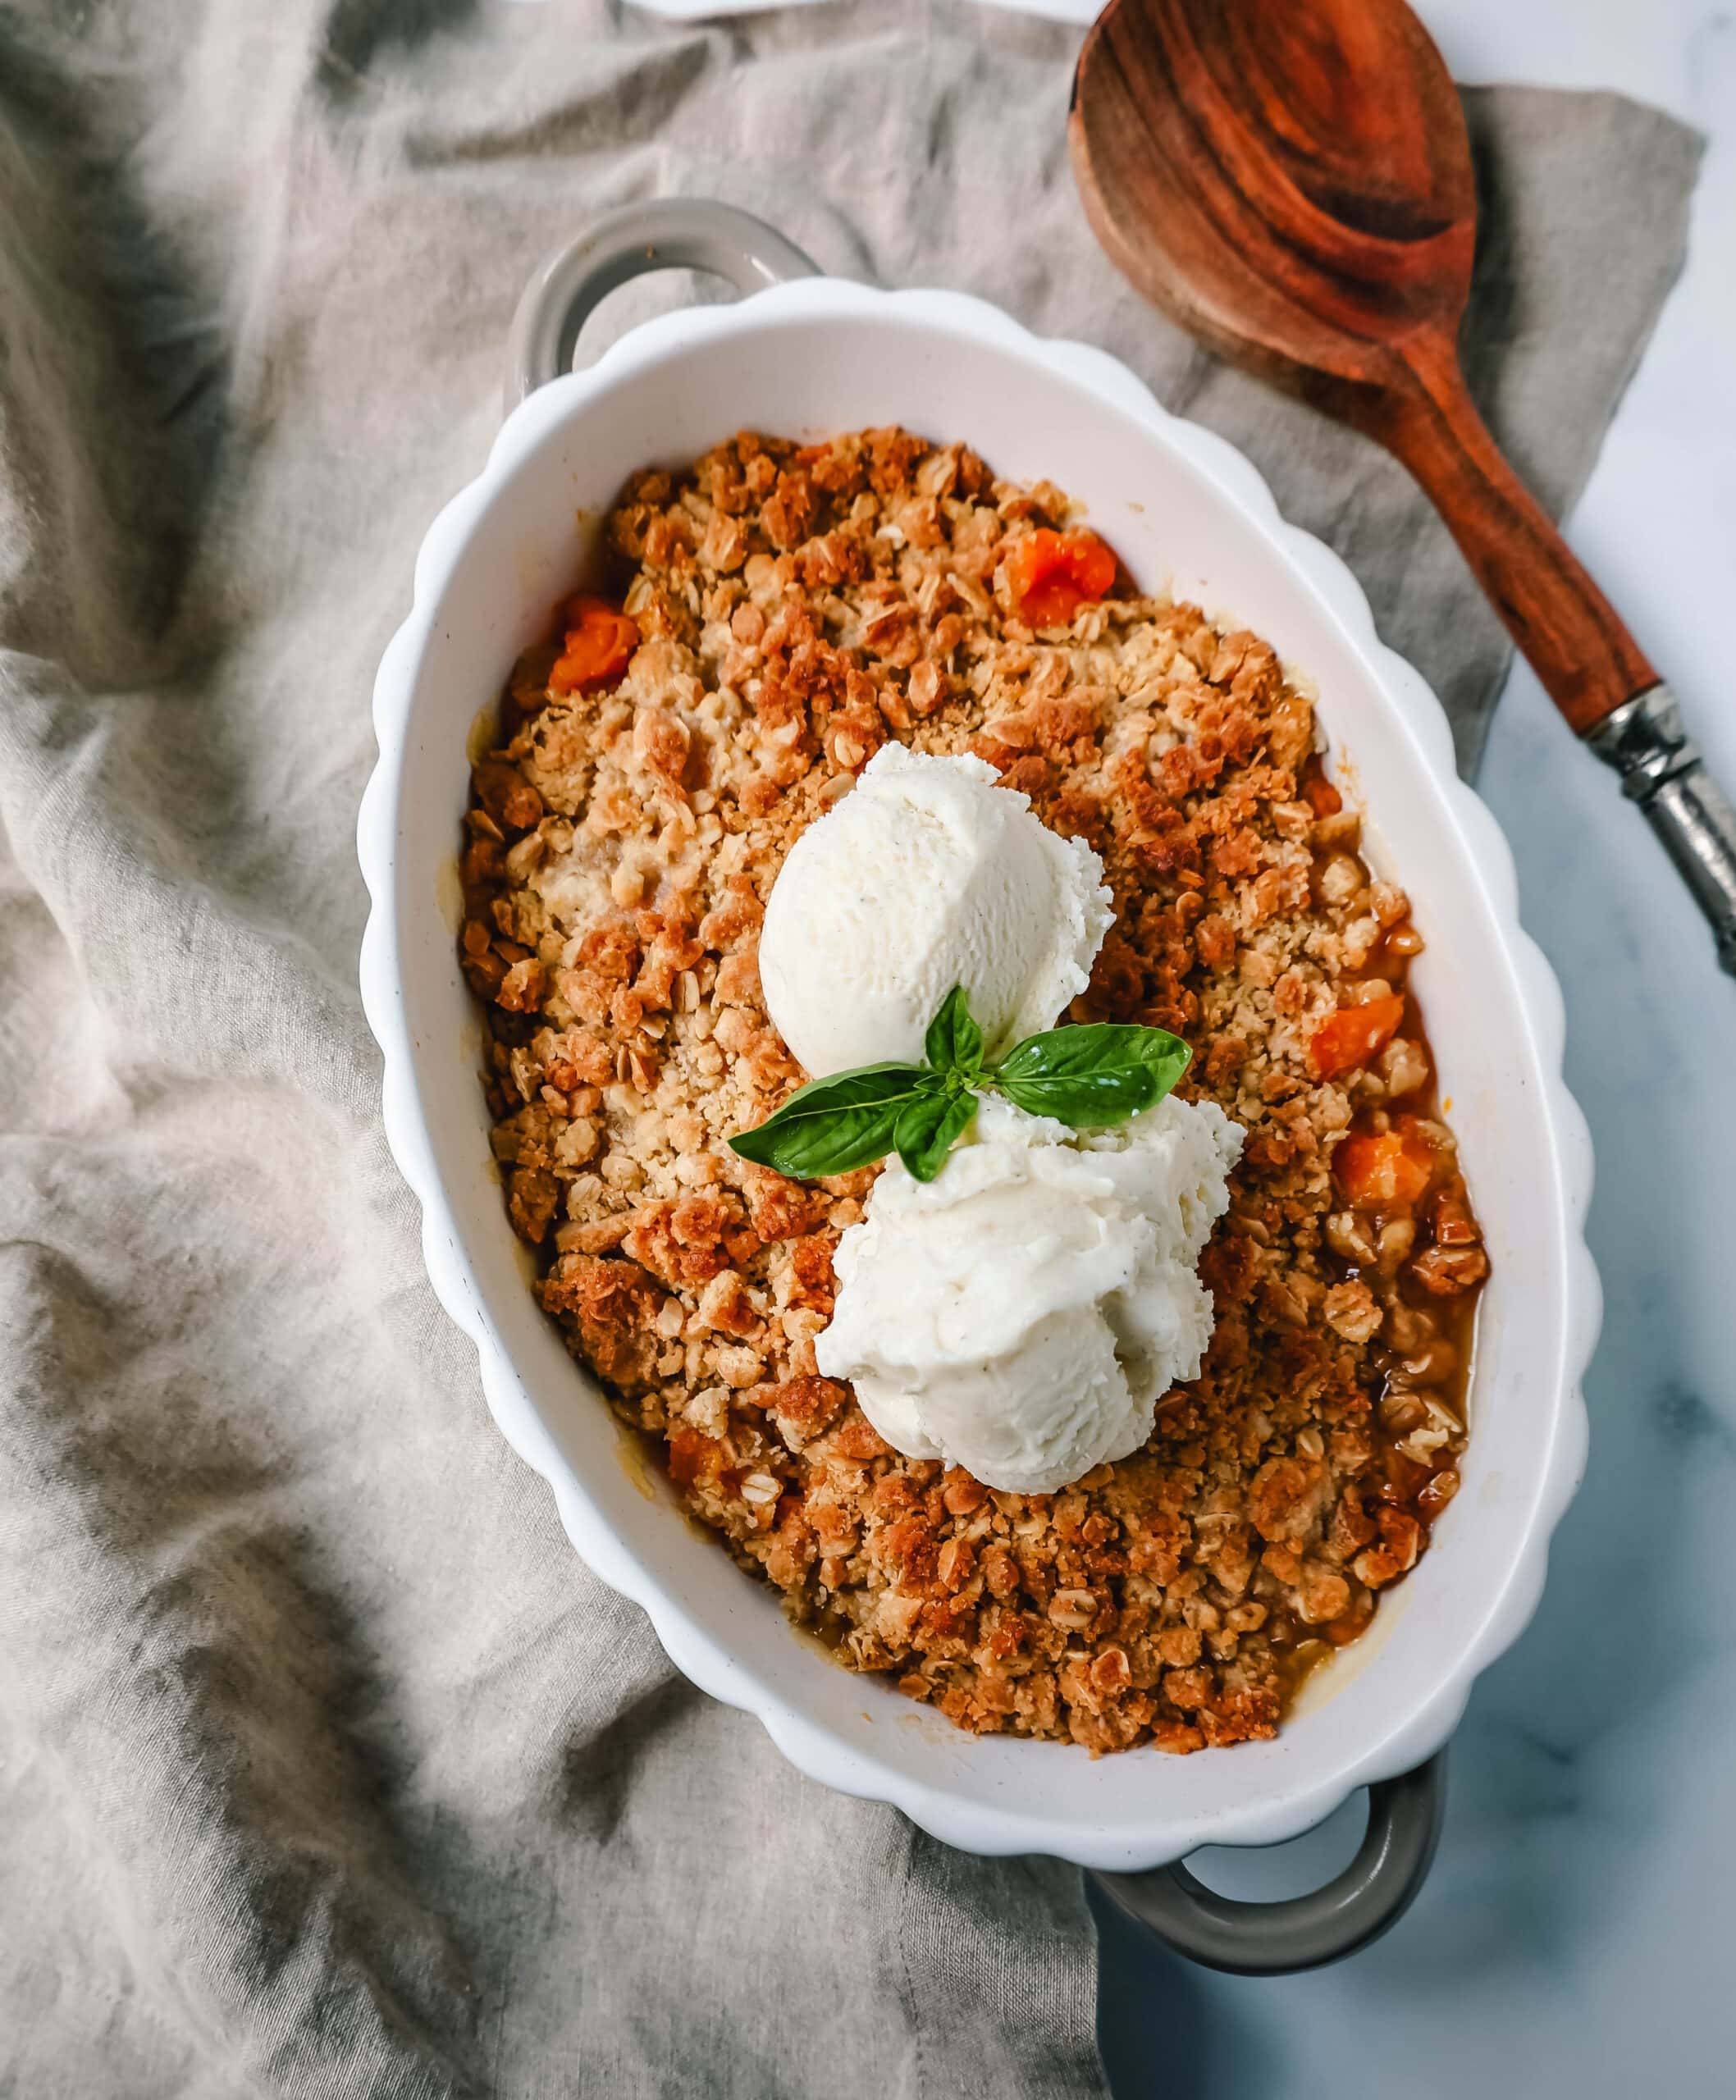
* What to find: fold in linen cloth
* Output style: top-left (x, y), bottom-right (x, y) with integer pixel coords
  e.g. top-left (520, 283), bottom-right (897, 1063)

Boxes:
top-left (0, 3), bottom-right (1699, 2094)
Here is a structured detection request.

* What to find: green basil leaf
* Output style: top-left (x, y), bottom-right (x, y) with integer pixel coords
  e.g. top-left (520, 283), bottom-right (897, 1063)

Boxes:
top-left (924, 984), bottom-right (984, 1076)
top-left (997, 1021), bottom-right (1191, 1091)
top-left (994, 1066), bottom-right (1161, 1126)
top-left (893, 1087), bottom-right (978, 1182)
top-left (993, 1023), bottom-right (1191, 1128)
top-left (729, 1062), bottom-right (930, 1179)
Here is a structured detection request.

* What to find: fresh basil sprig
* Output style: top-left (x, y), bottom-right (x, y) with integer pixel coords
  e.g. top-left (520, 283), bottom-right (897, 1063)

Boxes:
top-left (729, 986), bottom-right (1190, 1185)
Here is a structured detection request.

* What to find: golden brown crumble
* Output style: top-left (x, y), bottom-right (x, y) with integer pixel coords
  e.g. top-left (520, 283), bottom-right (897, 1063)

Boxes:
top-left (459, 428), bottom-right (1487, 1756)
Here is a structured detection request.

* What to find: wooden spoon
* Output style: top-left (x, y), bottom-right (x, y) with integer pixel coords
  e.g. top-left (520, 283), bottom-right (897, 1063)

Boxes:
top-left (1071, 0), bottom-right (1736, 975)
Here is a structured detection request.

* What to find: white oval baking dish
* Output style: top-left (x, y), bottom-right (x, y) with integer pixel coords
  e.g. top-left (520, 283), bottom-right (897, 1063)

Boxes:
top-left (357, 203), bottom-right (1597, 1901)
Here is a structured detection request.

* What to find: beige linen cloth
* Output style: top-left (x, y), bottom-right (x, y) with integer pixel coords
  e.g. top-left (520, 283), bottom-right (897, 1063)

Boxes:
top-left (0, 2), bottom-right (1700, 2094)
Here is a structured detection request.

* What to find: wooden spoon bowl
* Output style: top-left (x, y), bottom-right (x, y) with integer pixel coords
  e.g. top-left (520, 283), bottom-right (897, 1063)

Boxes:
top-left (1070, 0), bottom-right (1651, 732)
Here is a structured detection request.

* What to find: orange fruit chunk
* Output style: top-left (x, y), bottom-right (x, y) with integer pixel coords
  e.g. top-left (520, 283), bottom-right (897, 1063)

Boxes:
top-left (1004, 529), bottom-right (1118, 628)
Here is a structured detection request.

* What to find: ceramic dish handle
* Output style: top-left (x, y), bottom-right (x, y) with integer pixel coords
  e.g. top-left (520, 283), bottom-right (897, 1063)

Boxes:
top-left (1090, 1751), bottom-right (1447, 1975)
top-left (505, 199), bottom-right (821, 409)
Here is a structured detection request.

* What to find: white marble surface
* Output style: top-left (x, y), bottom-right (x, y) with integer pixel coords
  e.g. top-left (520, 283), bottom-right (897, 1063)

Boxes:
top-left (1094, 2), bottom-right (1736, 2091)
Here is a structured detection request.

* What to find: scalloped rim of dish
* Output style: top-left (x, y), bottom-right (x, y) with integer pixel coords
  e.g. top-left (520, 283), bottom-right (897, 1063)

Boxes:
top-left (357, 279), bottom-right (1597, 1867)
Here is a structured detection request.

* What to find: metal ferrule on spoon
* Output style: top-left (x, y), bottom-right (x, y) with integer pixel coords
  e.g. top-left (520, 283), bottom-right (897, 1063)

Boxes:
top-left (1586, 687), bottom-right (1736, 974)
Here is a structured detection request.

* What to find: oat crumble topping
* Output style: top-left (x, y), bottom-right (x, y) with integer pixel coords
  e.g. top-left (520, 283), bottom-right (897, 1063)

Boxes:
top-left (459, 427), bottom-right (1487, 1755)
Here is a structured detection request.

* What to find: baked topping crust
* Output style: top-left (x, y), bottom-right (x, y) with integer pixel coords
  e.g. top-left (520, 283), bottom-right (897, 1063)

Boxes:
top-left (460, 428), bottom-right (1486, 1755)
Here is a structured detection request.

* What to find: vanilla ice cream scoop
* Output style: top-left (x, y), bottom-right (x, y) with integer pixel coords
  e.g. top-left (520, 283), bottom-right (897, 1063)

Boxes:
top-left (759, 744), bottom-right (1112, 1076)
top-left (815, 1093), bottom-right (1244, 1495)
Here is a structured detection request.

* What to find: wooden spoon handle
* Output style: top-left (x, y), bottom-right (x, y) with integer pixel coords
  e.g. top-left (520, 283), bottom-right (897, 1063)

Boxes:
top-left (1376, 340), bottom-right (1736, 975)
top-left (1373, 339), bottom-right (1656, 735)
